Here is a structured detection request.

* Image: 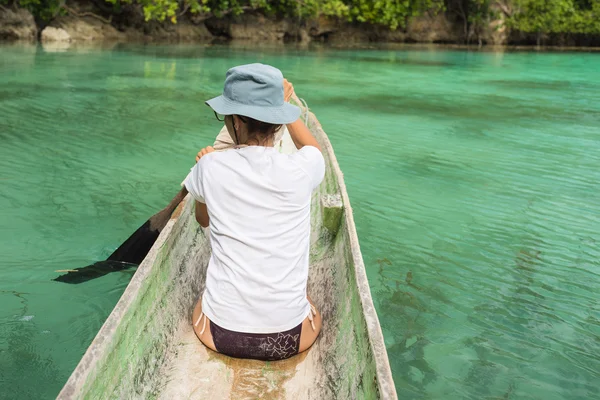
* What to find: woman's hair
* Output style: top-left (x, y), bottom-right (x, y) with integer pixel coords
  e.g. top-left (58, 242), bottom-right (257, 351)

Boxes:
top-left (238, 115), bottom-right (282, 145)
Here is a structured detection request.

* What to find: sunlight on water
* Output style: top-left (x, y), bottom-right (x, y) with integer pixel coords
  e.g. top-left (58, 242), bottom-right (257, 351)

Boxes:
top-left (1, 43), bottom-right (599, 399)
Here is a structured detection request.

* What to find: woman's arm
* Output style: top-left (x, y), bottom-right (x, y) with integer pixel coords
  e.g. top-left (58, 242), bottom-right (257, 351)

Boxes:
top-left (192, 146), bottom-right (214, 228)
top-left (283, 79), bottom-right (321, 153)
top-left (195, 201), bottom-right (209, 228)
top-left (286, 118), bottom-right (321, 152)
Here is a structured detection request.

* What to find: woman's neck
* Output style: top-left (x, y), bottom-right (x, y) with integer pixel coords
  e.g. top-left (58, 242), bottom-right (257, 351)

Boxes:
top-left (245, 137), bottom-right (274, 147)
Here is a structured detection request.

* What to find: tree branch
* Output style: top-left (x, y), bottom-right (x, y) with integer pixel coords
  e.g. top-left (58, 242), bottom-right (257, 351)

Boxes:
top-left (494, 1), bottom-right (513, 17)
top-left (191, 5), bottom-right (255, 22)
top-left (90, 0), bottom-right (119, 15)
top-left (457, 0), bottom-right (468, 38)
top-left (62, 4), bottom-right (113, 24)
top-left (457, 0), bottom-right (466, 18)
top-left (177, 3), bottom-right (191, 17)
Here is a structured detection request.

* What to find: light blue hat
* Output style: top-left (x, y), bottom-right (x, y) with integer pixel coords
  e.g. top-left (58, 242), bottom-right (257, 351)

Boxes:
top-left (206, 63), bottom-right (301, 125)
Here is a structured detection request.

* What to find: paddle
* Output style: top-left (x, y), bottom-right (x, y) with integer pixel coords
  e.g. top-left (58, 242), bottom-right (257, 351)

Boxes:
top-left (53, 187), bottom-right (188, 284)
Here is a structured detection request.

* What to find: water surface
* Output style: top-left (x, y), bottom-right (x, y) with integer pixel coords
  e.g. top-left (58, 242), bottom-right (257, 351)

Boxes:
top-left (1, 43), bottom-right (599, 399)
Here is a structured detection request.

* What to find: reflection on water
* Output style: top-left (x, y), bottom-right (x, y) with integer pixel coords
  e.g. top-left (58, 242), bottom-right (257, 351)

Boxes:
top-left (1, 43), bottom-right (599, 399)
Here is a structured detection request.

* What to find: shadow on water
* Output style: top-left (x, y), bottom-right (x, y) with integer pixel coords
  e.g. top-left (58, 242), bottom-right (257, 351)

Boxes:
top-left (311, 93), bottom-right (597, 123)
top-left (463, 218), bottom-right (547, 398)
top-left (395, 151), bottom-right (480, 183)
top-left (486, 79), bottom-right (579, 91)
top-left (327, 53), bottom-right (455, 67)
top-left (0, 81), bottom-right (212, 103)
top-left (0, 89), bottom-right (35, 103)
top-left (464, 216), bottom-right (600, 398)
top-left (114, 43), bottom-right (299, 60)
top-left (0, 291), bottom-right (62, 400)
top-left (374, 258), bottom-right (453, 399)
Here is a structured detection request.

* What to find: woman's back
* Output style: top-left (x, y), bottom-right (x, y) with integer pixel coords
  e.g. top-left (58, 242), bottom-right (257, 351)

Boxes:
top-left (184, 145), bottom-right (324, 333)
top-left (187, 63), bottom-right (324, 360)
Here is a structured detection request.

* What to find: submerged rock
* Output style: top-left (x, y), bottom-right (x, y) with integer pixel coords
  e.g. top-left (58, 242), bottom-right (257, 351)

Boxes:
top-left (0, 8), bottom-right (37, 41)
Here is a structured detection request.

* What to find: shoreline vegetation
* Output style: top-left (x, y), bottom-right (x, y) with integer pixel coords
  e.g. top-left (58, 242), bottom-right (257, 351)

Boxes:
top-left (1, 1), bottom-right (599, 47)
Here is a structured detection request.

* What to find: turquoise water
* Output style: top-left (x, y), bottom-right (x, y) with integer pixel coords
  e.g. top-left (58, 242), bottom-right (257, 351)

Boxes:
top-left (1, 43), bottom-right (599, 399)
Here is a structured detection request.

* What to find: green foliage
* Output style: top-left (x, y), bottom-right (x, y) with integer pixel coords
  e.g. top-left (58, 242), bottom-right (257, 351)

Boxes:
top-left (6, 0), bottom-right (600, 36)
top-left (508, 0), bottom-right (600, 34)
top-left (6, 0), bottom-right (65, 20)
top-left (509, 0), bottom-right (571, 33)
top-left (467, 0), bottom-right (490, 26)
top-left (103, 0), bottom-right (444, 28)
top-left (276, 0), bottom-right (349, 19)
top-left (347, 0), bottom-right (444, 30)
top-left (448, 0), bottom-right (600, 41)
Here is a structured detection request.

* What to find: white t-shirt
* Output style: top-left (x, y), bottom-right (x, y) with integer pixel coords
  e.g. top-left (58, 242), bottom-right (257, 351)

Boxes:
top-left (183, 145), bottom-right (325, 333)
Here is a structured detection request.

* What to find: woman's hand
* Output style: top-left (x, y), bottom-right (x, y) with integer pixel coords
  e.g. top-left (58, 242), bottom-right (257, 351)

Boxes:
top-left (283, 78), bottom-right (294, 103)
top-left (196, 146), bottom-right (215, 162)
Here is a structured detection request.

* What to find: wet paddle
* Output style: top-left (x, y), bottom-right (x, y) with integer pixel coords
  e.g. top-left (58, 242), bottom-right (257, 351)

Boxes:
top-left (54, 187), bottom-right (188, 284)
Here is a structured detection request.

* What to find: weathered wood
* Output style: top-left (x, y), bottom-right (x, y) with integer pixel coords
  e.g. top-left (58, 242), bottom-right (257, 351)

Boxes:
top-left (57, 107), bottom-right (397, 400)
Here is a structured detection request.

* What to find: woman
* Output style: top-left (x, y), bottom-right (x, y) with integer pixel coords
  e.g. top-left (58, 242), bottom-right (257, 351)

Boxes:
top-left (183, 63), bottom-right (324, 361)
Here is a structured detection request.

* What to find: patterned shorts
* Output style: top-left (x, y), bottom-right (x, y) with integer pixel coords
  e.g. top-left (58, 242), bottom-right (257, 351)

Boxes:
top-left (210, 321), bottom-right (302, 361)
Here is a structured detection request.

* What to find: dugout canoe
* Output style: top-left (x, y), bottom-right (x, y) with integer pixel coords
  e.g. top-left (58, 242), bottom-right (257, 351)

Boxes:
top-left (58, 102), bottom-right (398, 400)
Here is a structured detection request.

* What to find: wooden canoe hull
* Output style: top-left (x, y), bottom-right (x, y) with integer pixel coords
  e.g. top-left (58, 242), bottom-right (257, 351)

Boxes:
top-left (58, 109), bottom-right (397, 399)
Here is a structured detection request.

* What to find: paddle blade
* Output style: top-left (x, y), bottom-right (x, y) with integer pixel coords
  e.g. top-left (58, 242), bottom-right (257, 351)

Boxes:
top-left (53, 187), bottom-right (188, 284)
top-left (53, 260), bottom-right (137, 284)
top-left (107, 218), bottom-right (162, 265)
top-left (107, 187), bottom-right (187, 264)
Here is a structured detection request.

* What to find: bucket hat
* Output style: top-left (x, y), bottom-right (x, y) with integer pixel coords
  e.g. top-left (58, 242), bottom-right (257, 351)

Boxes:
top-left (206, 63), bottom-right (301, 125)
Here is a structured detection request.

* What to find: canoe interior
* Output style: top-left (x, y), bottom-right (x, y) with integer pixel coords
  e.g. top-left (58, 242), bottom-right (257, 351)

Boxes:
top-left (58, 110), bottom-right (397, 399)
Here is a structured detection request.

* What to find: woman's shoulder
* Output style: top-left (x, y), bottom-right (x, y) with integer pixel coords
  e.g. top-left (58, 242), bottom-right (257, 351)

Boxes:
top-left (286, 146), bottom-right (325, 188)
